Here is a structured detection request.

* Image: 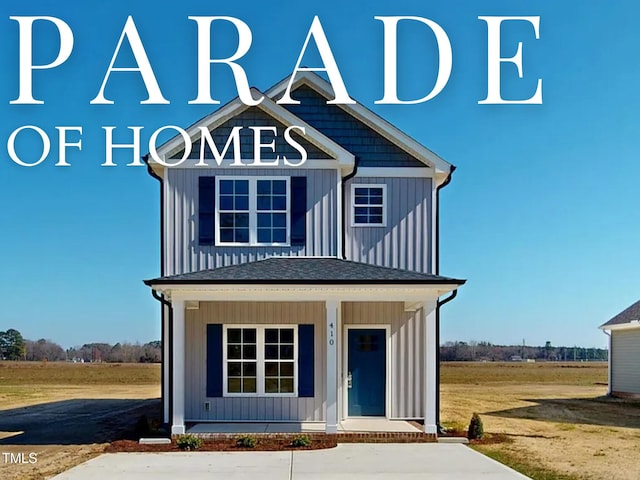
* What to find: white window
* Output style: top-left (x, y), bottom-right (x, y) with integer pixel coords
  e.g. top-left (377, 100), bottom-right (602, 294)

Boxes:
top-left (216, 177), bottom-right (290, 246)
top-left (351, 184), bottom-right (386, 227)
top-left (223, 325), bottom-right (298, 397)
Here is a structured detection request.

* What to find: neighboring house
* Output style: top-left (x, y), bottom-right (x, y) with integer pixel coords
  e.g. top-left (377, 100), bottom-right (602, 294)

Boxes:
top-left (600, 300), bottom-right (640, 397)
top-left (143, 72), bottom-right (465, 435)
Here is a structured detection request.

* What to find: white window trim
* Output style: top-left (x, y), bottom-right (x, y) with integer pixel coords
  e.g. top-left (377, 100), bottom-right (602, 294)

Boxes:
top-left (351, 183), bottom-right (387, 227)
top-left (222, 324), bottom-right (299, 398)
top-left (215, 176), bottom-right (291, 247)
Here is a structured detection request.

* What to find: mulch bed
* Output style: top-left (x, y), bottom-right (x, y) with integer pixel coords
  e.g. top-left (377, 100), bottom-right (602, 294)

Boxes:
top-left (106, 437), bottom-right (337, 453)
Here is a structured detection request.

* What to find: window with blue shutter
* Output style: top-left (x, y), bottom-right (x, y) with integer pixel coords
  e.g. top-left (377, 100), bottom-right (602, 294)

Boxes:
top-left (298, 324), bottom-right (314, 397)
top-left (290, 176), bottom-right (307, 246)
top-left (199, 177), bottom-right (215, 245)
top-left (206, 324), bottom-right (223, 397)
top-left (208, 176), bottom-right (306, 247)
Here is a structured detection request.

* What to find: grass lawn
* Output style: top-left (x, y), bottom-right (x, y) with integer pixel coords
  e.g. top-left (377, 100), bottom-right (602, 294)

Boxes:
top-left (0, 361), bottom-right (160, 480)
top-left (441, 361), bottom-right (640, 480)
top-left (1, 361), bottom-right (638, 480)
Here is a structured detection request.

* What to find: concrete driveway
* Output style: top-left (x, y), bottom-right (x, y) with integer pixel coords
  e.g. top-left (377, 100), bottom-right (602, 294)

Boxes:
top-left (52, 443), bottom-right (530, 479)
top-left (0, 398), bottom-right (158, 445)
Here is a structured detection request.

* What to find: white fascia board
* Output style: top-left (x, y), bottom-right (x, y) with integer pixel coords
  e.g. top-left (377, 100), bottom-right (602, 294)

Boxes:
top-left (357, 167), bottom-right (435, 178)
top-left (599, 321), bottom-right (640, 331)
top-left (151, 158), bottom-right (339, 170)
top-left (150, 283), bottom-right (461, 302)
top-left (151, 87), bottom-right (354, 169)
top-left (265, 72), bottom-right (453, 174)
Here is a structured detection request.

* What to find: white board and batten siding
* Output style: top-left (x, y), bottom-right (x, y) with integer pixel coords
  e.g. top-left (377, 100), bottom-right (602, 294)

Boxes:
top-left (164, 168), bottom-right (338, 276)
top-left (611, 328), bottom-right (640, 395)
top-left (185, 301), bottom-right (327, 422)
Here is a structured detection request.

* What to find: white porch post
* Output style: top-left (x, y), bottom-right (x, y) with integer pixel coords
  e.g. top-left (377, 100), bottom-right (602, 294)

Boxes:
top-left (162, 305), bottom-right (170, 425)
top-left (171, 299), bottom-right (186, 435)
top-left (606, 331), bottom-right (612, 396)
top-left (326, 299), bottom-right (339, 433)
top-left (423, 299), bottom-right (438, 434)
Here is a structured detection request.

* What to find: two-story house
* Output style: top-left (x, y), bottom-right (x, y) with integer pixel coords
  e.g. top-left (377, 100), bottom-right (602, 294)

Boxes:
top-left (144, 72), bottom-right (465, 436)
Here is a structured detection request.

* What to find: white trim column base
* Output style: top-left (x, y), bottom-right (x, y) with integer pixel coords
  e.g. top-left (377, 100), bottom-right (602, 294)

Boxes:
top-left (423, 300), bottom-right (438, 435)
top-left (424, 424), bottom-right (437, 434)
top-left (171, 299), bottom-right (186, 437)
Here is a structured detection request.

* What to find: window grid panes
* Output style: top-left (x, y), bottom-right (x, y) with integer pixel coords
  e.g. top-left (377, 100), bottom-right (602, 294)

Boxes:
top-left (226, 328), bottom-right (257, 393)
top-left (353, 186), bottom-right (384, 225)
top-left (264, 328), bottom-right (295, 393)
top-left (216, 178), bottom-right (289, 245)
top-left (219, 179), bottom-right (250, 243)
top-left (224, 326), bottom-right (296, 396)
top-left (256, 180), bottom-right (288, 244)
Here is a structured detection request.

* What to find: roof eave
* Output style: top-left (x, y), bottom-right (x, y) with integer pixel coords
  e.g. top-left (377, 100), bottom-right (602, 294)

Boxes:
top-left (599, 321), bottom-right (640, 331)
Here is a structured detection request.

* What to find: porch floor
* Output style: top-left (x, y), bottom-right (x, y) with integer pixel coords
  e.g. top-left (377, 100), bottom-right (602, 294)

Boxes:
top-left (187, 419), bottom-right (420, 434)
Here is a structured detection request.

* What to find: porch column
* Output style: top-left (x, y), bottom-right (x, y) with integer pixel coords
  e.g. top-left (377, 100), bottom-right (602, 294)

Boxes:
top-left (162, 305), bottom-right (170, 425)
top-left (171, 299), bottom-right (186, 435)
top-left (326, 299), bottom-right (339, 433)
top-left (423, 299), bottom-right (438, 434)
top-left (606, 331), bottom-right (612, 396)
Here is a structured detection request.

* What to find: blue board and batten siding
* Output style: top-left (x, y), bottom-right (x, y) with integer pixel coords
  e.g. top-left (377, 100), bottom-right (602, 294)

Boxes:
top-left (185, 302), bottom-right (327, 422)
top-left (346, 177), bottom-right (433, 273)
top-left (165, 170), bottom-right (432, 275)
top-left (184, 301), bottom-right (425, 422)
top-left (343, 302), bottom-right (425, 419)
top-left (164, 168), bottom-right (338, 276)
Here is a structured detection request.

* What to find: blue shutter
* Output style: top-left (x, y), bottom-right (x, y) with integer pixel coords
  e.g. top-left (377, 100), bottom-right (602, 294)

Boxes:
top-left (290, 176), bottom-right (307, 246)
top-left (199, 177), bottom-right (215, 245)
top-left (206, 324), bottom-right (223, 397)
top-left (298, 324), bottom-right (314, 397)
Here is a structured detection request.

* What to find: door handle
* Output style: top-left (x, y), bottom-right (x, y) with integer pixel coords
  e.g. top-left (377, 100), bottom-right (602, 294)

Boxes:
top-left (347, 371), bottom-right (353, 389)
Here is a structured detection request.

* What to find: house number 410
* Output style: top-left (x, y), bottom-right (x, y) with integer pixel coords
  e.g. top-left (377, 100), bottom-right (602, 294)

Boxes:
top-left (329, 323), bottom-right (335, 346)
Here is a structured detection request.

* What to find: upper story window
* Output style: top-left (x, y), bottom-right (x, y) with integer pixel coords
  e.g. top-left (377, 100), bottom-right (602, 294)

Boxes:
top-left (216, 177), bottom-right (290, 246)
top-left (351, 184), bottom-right (386, 227)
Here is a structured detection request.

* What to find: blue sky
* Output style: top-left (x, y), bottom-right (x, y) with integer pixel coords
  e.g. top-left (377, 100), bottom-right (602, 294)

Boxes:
top-left (0, 1), bottom-right (637, 349)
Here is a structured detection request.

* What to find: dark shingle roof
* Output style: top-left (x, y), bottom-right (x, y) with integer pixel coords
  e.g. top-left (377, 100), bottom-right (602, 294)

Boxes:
top-left (601, 299), bottom-right (640, 328)
top-left (144, 257), bottom-right (465, 286)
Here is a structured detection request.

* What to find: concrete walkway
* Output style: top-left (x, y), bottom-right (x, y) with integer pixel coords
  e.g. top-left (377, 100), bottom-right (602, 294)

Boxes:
top-left (52, 444), bottom-right (530, 479)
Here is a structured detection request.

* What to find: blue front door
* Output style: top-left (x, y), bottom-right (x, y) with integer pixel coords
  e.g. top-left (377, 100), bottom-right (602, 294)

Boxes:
top-left (347, 329), bottom-right (386, 416)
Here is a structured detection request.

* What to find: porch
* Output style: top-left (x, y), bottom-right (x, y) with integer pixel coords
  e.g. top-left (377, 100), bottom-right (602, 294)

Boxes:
top-left (144, 257), bottom-right (465, 437)
top-left (187, 418), bottom-right (421, 434)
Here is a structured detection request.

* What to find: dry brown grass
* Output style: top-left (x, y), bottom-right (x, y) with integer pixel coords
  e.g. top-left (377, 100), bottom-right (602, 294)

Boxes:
top-left (0, 361), bottom-right (160, 480)
top-left (2, 361), bottom-right (638, 480)
top-left (0, 361), bottom-right (160, 385)
top-left (441, 362), bottom-right (640, 480)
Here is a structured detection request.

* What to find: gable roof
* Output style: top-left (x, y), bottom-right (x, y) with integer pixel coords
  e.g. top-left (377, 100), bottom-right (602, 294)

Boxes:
top-left (265, 71), bottom-right (453, 175)
top-left (600, 299), bottom-right (640, 329)
top-left (145, 257), bottom-right (465, 286)
top-left (148, 72), bottom-right (453, 179)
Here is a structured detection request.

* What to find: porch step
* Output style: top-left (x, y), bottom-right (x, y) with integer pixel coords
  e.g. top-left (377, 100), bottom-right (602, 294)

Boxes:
top-left (437, 437), bottom-right (469, 444)
top-left (139, 438), bottom-right (172, 445)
